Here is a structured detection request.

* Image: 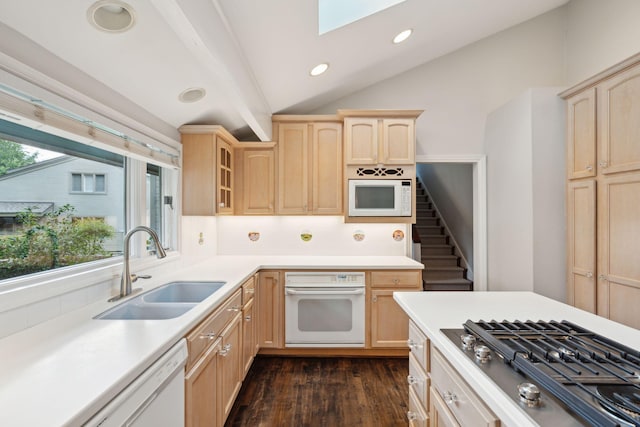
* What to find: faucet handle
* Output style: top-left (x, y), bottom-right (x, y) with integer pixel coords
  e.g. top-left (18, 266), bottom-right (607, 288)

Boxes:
top-left (131, 274), bottom-right (151, 283)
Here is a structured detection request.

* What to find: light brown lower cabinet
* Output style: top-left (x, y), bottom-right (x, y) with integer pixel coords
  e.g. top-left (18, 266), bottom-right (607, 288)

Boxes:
top-left (241, 297), bottom-right (256, 376)
top-left (217, 312), bottom-right (243, 426)
top-left (429, 385), bottom-right (461, 427)
top-left (257, 271), bottom-right (283, 348)
top-left (185, 341), bottom-right (220, 427)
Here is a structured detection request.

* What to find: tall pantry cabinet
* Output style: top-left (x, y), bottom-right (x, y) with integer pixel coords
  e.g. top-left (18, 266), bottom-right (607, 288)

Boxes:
top-left (562, 54), bottom-right (640, 329)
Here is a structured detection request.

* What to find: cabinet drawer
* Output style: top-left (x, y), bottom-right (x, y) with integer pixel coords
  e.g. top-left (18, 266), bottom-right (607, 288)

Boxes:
top-left (408, 387), bottom-right (428, 427)
top-left (408, 320), bottom-right (429, 370)
top-left (242, 276), bottom-right (256, 305)
top-left (430, 348), bottom-right (499, 427)
top-left (371, 270), bottom-right (421, 288)
top-left (186, 289), bottom-right (243, 369)
top-left (408, 353), bottom-right (429, 408)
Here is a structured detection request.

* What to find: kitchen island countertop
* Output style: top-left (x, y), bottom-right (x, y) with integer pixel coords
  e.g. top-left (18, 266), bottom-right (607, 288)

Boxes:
top-left (393, 291), bottom-right (640, 427)
top-left (0, 255), bottom-right (422, 427)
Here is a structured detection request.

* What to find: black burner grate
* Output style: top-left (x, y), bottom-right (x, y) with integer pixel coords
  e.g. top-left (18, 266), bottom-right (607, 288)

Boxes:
top-left (463, 319), bottom-right (640, 427)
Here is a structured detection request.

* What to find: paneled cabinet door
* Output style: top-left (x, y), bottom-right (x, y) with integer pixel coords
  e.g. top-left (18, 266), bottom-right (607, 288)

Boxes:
top-left (185, 341), bottom-right (220, 427)
top-left (311, 122), bottom-right (343, 214)
top-left (566, 88), bottom-right (597, 179)
top-left (382, 119), bottom-right (415, 164)
top-left (241, 297), bottom-right (256, 376)
top-left (277, 123), bottom-right (309, 214)
top-left (597, 172), bottom-right (640, 328)
top-left (257, 271), bottom-right (283, 348)
top-left (344, 118), bottom-right (378, 164)
top-left (598, 66), bottom-right (640, 175)
top-left (370, 289), bottom-right (411, 348)
top-left (217, 312), bottom-right (243, 426)
top-left (242, 149), bottom-right (275, 214)
top-left (567, 179), bottom-right (597, 313)
top-left (182, 133), bottom-right (217, 216)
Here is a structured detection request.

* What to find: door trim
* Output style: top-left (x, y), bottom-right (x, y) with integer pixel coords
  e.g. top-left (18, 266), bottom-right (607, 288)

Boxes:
top-left (415, 154), bottom-right (487, 292)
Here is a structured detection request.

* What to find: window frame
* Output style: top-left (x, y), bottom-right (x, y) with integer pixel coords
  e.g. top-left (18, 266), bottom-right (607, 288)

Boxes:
top-left (69, 172), bottom-right (108, 194)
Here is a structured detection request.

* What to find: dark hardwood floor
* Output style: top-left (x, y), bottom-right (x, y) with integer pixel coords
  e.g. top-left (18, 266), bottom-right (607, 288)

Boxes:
top-left (225, 356), bottom-right (409, 427)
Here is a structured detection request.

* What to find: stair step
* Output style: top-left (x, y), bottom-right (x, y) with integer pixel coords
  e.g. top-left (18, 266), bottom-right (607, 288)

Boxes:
top-left (420, 235), bottom-right (448, 245)
top-left (422, 255), bottom-right (459, 268)
top-left (415, 225), bottom-right (444, 236)
top-left (415, 209), bottom-right (437, 217)
top-left (423, 278), bottom-right (473, 291)
top-left (422, 266), bottom-right (466, 280)
top-left (421, 245), bottom-right (453, 256)
top-left (415, 217), bottom-right (439, 227)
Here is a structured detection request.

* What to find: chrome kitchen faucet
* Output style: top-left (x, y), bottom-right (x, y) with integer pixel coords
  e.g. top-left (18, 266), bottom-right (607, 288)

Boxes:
top-left (109, 226), bottom-right (167, 302)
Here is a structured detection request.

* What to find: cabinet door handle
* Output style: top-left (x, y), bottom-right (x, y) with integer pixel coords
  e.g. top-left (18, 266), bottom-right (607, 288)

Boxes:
top-left (598, 274), bottom-right (607, 281)
top-left (586, 165), bottom-right (593, 171)
top-left (200, 332), bottom-right (217, 340)
top-left (443, 391), bottom-right (457, 404)
top-left (585, 271), bottom-right (593, 279)
top-left (599, 160), bottom-right (608, 169)
top-left (227, 306), bottom-right (241, 312)
top-left (245, 315), bottom-right (252, 322)
top-left (406, 339), bottom-right (423, 351)
top-left (407, 411), bottom-right (418, 421)
top-left (219, 343), bottom-right (232, 357)
top-left (407, 375), bottom-right (420, 386)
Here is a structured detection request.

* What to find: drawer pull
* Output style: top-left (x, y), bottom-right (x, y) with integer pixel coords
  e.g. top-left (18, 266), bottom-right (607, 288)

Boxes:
top-left (219, 343), bottom-right (232, 357)
top-left (407, 411), bottom-right (418, 421)
top-left (393, 279), bottom-right (400, 285)
top-left (200, 332), bottom-right (217, 340)
top-left (407, 339), bottom-right (423, 351)
top-left (245, 288), bottom-right (255, 294)
top-left (227, 306), bottom-right (241, 312)
top-left (443, 391), bottom-right (457, 405)
top-left (407, 375), bottom-right (420, 386)
top-left (245, 315), bottom-right (252, 322)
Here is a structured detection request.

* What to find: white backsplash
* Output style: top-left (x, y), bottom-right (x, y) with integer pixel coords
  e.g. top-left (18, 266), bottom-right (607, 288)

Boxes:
top-left (215, 216), bottom-right (409, 256)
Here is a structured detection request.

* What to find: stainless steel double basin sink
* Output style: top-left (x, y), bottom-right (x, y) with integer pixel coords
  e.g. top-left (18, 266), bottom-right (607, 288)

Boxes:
top-left (95, 281), bottom-right (226, 320)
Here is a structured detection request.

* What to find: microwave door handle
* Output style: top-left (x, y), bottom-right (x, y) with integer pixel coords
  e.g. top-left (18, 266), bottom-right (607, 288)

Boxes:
top-left (285, 289), bottom-right (365, 296)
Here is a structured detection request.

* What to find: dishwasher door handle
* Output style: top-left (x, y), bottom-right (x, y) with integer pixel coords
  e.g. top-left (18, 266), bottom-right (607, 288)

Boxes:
top-left (285, 288), bottom-right (365, 296)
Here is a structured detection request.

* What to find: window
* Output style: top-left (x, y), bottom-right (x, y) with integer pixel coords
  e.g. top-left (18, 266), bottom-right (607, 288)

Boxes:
top-left (71, 173), bottom-right (107, 193)
top-left (0, 121), bottom-right (178, 283)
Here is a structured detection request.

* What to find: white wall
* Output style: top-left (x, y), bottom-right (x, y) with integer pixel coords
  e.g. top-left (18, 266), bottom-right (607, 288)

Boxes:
top-left (566, 0), bottom-right (640, 85)
top-left (314, 7), bottom-right (567, 157)
top-left (484, 88), bottom-right (566, 299)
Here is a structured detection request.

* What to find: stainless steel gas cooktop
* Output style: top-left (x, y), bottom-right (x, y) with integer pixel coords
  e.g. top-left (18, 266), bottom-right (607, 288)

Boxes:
top-left (441, 320), bottom-right (640, 427)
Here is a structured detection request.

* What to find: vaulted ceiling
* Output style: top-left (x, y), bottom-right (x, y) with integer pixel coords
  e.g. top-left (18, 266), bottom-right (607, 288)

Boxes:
top-left (0, 0), bottom-right (569, 141)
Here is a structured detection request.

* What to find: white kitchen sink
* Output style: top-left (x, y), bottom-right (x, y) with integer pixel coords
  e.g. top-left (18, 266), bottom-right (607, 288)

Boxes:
top-left (95, 280), bottom-right (226, 320)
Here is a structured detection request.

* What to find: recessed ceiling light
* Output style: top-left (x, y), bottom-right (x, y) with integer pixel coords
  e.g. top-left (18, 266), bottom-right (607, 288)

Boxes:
top-left (310, 63), bottom-right (329, 77)
top-left (178, 88), bottom-right (206, 103)
top-left (392, 29), bottom-right (413, 44)
top-left (87, 1), bottom-right (136, 33)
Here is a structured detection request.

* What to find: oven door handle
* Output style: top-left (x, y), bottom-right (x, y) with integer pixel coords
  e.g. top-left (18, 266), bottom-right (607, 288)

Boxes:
top-left (285, 288), bottom-right (365, 296)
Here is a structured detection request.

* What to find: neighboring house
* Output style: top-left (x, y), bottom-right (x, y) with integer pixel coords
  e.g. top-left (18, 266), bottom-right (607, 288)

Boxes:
top-left (0, 155), bottom-right (124, 251)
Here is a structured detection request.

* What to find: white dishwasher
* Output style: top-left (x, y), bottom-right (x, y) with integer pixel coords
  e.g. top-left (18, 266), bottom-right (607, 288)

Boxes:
top-left (85, 339), bottom-right (187, 427)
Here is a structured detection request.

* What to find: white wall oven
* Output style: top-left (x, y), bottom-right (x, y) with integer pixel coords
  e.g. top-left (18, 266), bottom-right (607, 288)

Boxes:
top-left (285, 272), bottom-right (365, 347)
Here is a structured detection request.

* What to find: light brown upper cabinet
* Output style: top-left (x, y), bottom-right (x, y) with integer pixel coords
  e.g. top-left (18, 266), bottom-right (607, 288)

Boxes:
top-left (561, 53), bottom-right (640, 329)
top-left (566, 88), bottom-right (596, 179)
top-left (180, 125), bottom-right (237, 216)
top-left (340, 111), bottom-right (421, 165)
top-left (235, 144), bottom-right (276, 215)
top-left (274, 118), bottom-right (343, 215)
top-left (597, 65), bottom-right (640, 175)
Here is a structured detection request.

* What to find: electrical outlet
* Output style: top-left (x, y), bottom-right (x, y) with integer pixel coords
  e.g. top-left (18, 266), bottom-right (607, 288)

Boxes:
top-left (198, 232), bottom-right (204, 245)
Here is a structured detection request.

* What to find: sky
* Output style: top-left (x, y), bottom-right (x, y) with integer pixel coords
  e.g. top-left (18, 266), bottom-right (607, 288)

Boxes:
top-left (22, 145), bottom-right (63, 162)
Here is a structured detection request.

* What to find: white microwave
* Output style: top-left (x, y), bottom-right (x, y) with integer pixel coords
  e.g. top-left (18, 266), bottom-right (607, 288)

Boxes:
top-left (348, 179), bottom-right (412, 217)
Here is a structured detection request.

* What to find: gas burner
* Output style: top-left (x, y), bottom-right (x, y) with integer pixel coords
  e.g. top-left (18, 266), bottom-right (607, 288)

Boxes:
top-left (597, 385), bottom-right (640, 422)
top-left (442, 320), bottom-right (640, 426)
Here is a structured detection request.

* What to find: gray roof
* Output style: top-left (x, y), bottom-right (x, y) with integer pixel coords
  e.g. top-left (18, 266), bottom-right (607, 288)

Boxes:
top-left (0, 202), bottom-right (54, 216)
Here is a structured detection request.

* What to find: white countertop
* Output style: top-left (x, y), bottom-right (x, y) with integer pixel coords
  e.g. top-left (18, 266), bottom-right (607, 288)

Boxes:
top-left (393, 291), bottom-right (640, 427)
top-left (0, 255), bottom-right (422, 427)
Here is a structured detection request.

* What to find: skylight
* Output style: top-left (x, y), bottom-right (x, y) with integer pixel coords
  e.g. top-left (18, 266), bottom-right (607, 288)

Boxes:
top-left (318, 0), bottom-right (407, 35)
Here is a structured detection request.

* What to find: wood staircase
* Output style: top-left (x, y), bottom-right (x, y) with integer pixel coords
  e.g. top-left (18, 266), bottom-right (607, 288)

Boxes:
top-left (414, 180), bottom-right (473, 291)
